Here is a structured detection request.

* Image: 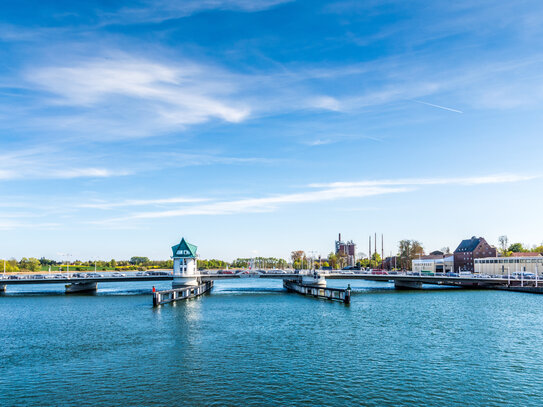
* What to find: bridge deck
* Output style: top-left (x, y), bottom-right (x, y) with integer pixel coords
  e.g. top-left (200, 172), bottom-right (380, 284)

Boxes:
top-left (1, 272), bottom-right (539, 289)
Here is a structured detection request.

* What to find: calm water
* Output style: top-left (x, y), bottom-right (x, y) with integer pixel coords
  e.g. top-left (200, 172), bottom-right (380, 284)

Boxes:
top-left (1, 279), bottom-right (543, 406)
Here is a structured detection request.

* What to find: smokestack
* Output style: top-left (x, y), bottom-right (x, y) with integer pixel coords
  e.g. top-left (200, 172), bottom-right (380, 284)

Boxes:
top-left (374, 233), bottom-right (377, 257)
top-left (381, 234), bottom-right (384, 260)
top-left (339, 233), bottom-right (341, 242)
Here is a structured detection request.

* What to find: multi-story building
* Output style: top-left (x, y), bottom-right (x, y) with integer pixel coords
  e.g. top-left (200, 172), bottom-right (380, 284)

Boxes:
top-left (383, 256), bottom-right (398, 270)
top-left (335, 233), bottom-right (356, 267)
top-left (474, 254), bottom-right (543, 275)
top-left (412, 253), bottom-right (454, 274)
top-left (453, 236), bottom-right (497, 272)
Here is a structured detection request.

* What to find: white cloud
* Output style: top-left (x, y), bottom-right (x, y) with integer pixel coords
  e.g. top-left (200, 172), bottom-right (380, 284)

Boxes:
top-left (309, 174), bottom-right (539, 188)
top-left (79, 197), bottom-right (209, 210)
top-left (109, 185), bottom-right (409, 220)
top-left (0, 147), bottom-right (130, 181)
top-left (93, 173), bottom-right (538, 222)
top-left (0, 220), bottom-right (60, 230)
top-left (108, 0), bottom-right (293, 24)
top-left (27, 57), bottom-right (250, 127)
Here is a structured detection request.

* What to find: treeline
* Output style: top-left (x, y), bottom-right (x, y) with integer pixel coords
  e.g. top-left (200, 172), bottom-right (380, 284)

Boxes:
top-left (1, 257), bottom-right (174, 273)
top-left (230, 257), bottom-right (288, 269)
top-left (0, 255), bottom-right (289, 272)
top-left (497, 236), bottom-right (543, 256)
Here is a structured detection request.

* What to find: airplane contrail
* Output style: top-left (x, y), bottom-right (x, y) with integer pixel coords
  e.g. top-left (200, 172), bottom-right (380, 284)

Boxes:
top-left (412, 99), bottom-right (463, 114)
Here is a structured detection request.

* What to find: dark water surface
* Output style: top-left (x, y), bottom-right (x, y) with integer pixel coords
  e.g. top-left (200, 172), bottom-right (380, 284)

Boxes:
top-left (1, 279), bottom-right (543, 406)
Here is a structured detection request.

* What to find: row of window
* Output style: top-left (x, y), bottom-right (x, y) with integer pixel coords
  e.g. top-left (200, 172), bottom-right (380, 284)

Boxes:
top-left (475, 259), bottom-right (543, 264)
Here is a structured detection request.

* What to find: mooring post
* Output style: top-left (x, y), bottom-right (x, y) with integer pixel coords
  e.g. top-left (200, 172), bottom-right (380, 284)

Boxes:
top-left (345, 284), bottom-right (351, 304)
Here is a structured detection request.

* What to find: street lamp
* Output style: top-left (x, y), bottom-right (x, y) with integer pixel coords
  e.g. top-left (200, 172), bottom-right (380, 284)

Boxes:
top-left (66, 253), bottom-right (72, 278)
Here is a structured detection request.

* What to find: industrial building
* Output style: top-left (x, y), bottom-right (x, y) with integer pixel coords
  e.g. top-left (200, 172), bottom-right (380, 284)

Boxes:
top-left (335, 233), bottom-right (356, 267)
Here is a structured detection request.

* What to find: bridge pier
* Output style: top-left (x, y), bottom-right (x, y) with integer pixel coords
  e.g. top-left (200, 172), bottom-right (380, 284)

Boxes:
top-left (394, 280), bottom-right (423, 290)
top-left (65, 282), bottom-right (97, 293)
top-left (301, 272), bottom-right (327, 287)
top-left (172, 276), bottom-right (200, 289)
top-left (0, 284), bottom-right (5, 293)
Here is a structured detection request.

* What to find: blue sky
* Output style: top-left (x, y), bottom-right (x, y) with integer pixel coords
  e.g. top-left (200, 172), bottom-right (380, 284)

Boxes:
top-left (1, 0), bottom-right (543, 261)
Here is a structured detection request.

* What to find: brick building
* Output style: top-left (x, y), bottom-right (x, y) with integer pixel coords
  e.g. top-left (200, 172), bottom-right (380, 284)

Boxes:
top-left (453, 236), bottom-right (497, 272)
top-left (335, 233), bottom-right (356, 267)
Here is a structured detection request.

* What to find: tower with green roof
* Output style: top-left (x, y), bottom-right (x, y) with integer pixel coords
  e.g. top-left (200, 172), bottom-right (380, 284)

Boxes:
top-left (171, 237), bottom-right (199, 287)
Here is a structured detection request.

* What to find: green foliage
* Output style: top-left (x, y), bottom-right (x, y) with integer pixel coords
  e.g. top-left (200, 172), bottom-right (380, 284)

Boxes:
top-left (328, 253), bottom-right (338, 269)
top-left (398, 239), bottom-right (424, 270)
top-left (231, 257), bottom-right (287, 269)
top-left (508, 243), bottom-right (526, 252)
top-left (39, 257), bottom-right (58, 266)
top-left (1, 259), bottom-right (19, 273)
top-left (19, 257), bottom-right (40, 272)
top-left (197, 259), bottom-right (228, 270)
top-left (130, 256), bottom-right (150, 265)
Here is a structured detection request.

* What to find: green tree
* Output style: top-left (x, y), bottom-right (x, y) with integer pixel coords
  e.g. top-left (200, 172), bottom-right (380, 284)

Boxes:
top-left (1, 259), bottom-right (19, 273)
top-left (19, 257), bottom-right (40, 272)
top-left (498, 235), bottom-right (509, 254)
top-left (371, 252), bottom-right (382, 268)
top-left (326, 253), bottom-right (337, 269)
top-left (109, 259), bottom-right (117, 268)
top-left (508, 243), bottom-right (525, 253)
top-left (130, 256), bottom-right (150, 265)
top-left (398, 239), bottom-right (424, 270)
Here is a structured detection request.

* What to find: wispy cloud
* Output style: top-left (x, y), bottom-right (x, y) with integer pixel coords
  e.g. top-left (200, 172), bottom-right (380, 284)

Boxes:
top-left (106, 0), bottom-right (293, 24)
top-left (79, 197), bottom-right (209, 210)
top-left (100, 185), bottom-right (409, 221)
top-left (0, 220), bottom-right (60, 230)
top-left (26, 56), bottom-right (250, 128)
top-left (309, 174), bottom-right (539, 188)
top-left (0, 147), bottom-right (131, 180)
top-left (93, 173), bottom-right (537, 223)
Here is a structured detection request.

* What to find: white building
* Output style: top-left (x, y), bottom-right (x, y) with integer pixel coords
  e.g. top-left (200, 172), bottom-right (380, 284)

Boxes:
top-left (474, 256), bottom-right (543, 275)
top-left (412, 255), bottom-right (454, 274)
top-left (171, 237), bottom-right (199, 287)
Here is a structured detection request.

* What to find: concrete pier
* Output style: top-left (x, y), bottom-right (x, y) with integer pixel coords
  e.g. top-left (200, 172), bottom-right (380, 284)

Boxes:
top-left (65, 282), bottom-right (98, 293)
top-left (284, 279), bottom-right (351, 304)
top-left (394, 280), bottom-right (423, 290)
top-left (153, 281), bottom-right (213, 306)
top-left (496, 286), bottom-right (543, 294)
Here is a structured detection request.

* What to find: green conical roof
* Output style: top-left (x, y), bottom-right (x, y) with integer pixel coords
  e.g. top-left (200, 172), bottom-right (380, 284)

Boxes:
top-left (171, 238), bottom-right (197, 258)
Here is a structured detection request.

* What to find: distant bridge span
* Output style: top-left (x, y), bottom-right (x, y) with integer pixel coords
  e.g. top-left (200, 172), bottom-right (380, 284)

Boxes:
top-left (1, 272), bottom-right (541, 294)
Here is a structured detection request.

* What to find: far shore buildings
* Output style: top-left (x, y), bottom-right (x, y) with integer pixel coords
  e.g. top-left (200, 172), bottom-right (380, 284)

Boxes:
top-left (412, 251), bottom-right (454, 274)
top-left (475, 252), bottom-right (543, 275)
top-left (453, 236), bottom-right (497, 272)
top-left (335, 233), bottom-right (356, 267)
